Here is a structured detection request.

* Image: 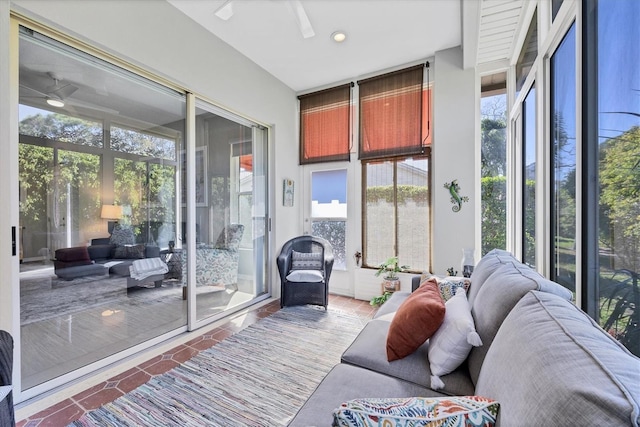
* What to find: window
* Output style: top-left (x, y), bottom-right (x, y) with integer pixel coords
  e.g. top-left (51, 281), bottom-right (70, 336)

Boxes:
top-left (591, 0), bottom-right (640, 356)
top-left (298, 84), bottom-right (351, 164)
top-left (480, 73), bottom-right (507, 256)
top-left (516, 10), bottom-right (538, 95)
top-left (311, 169), bottom-right (347, 270)
top-left (551, 0), bottom-right (564, 21)
top-left (17, 26), bottom-right (187, 390)
top-left (359, 64), bottom-right (431, 272)
top-left (363, 157), bottom-right (429, 272)
top-left (522, 85), bottom-right (536, 267)
top-left (550, 24), bottom-right (576, 294)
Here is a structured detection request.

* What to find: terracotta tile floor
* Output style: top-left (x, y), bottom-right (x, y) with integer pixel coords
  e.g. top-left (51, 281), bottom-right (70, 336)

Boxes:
top-left (17, 295), bottom-right (377, 427)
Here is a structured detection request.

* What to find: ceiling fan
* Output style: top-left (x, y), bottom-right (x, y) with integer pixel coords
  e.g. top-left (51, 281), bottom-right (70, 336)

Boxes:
top-left (20, 71), bottom-right (119, 115)
top-left (214, 0), bottom-right (315, 39)
top-left (21, 72), bottom-right (79, 108)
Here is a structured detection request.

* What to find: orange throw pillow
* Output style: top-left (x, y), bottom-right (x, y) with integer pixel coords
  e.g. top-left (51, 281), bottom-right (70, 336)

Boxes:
top-left (386, 277), bottom-right (445, 361)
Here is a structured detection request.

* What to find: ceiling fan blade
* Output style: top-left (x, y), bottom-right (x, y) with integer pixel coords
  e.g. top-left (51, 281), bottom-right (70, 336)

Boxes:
top-left (214, 0), bottom-right (234, 20)
top-left (19, 83), bottom-right (48, 98)
top-left (65, 98), bottom-right (119, 116)
top-left (289, 0), bottom-right (315, 39)
top-left (50, 83), bottom-right (79, 100)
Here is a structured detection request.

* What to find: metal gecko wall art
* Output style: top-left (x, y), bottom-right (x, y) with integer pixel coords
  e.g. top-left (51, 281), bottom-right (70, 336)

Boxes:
top-left (443, 179), bottom-right (469, 212)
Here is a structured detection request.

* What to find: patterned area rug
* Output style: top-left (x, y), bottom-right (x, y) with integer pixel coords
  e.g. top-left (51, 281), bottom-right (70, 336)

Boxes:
top-left (20, 275), bottom-right (186, 325)
top-left (20, 275), bottom-right (128, 325)
top-left (69, 306), bottom-right (368, 427)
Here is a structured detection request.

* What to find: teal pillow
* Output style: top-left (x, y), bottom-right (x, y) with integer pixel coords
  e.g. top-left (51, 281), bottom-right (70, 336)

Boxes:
top-left (333, 396), bottom-right (499, 427)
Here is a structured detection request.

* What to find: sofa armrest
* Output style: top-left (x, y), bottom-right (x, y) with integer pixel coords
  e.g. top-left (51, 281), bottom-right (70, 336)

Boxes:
top-left (411, 275), bottom-right (422, 292)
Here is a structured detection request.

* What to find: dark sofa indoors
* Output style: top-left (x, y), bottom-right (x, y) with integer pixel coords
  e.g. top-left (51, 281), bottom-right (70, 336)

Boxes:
top-left (54, 238), bottom-right (160, 280)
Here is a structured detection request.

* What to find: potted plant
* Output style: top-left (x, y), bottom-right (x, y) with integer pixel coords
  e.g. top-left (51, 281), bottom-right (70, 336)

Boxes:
top-left (370, 257), bottom-right (410, 307)
top-left (376, 256), bottom-right (410, 292)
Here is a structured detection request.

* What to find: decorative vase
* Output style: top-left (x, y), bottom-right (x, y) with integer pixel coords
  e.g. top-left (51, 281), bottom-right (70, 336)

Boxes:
top-left (461, 248), bottom-right (474, 278)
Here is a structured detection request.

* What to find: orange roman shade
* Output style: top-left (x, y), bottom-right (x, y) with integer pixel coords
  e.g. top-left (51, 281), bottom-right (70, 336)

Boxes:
top-left (298, 83), bottom-right (352, 164)
top-left (358, 64), bottom-right (428, 160)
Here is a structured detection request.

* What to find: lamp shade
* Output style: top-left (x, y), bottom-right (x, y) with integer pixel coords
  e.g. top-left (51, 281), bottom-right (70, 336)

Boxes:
top-left (101, 205), bottom-right (123, 220)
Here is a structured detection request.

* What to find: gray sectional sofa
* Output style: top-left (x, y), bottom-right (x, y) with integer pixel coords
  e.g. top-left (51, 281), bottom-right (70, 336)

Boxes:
top-left (289, 249), bottom-right (640, 426)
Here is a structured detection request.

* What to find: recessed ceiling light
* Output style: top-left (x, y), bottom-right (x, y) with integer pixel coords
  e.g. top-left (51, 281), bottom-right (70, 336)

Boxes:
top-left (46, 97), bottom-right (65, 108)
top-left (331, 31), bottom-right (347, 43)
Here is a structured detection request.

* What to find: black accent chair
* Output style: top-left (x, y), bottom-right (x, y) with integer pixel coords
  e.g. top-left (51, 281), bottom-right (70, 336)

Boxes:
top-left (0, 330), bottom-right (14, 427)
top-left (277, 235), bottom-right (334, 309)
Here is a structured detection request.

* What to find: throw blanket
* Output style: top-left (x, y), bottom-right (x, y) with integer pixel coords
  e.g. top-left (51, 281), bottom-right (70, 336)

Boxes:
top-left (129, 257), bottom-right (168, 281)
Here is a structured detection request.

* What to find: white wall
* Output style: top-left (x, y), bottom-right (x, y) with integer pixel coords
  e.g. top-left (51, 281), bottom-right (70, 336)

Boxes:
top-left (432, 46), bottom-right (477, 275)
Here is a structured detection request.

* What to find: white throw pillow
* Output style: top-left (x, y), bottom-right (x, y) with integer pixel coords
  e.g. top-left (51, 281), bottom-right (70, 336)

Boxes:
top-left (428, 287), bottom-right (482, 390)
top-left (286, 269), bottom-right (324, 282)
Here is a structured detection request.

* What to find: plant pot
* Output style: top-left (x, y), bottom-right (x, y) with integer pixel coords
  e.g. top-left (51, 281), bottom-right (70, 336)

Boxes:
top-left (381, 278), bottom-right (400, 293)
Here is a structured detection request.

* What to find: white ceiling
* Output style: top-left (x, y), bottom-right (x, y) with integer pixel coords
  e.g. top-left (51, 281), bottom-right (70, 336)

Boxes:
top-left (168, 0), bottom-right (463, 93)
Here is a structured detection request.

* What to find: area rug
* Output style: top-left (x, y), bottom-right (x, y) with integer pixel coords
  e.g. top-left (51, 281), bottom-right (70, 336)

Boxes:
top-left (20, 275), bottom-right (128, 325)
top-left (69, 305), bottom-right (368, 427)
top-left (20, 275), bottom-right (188, 325)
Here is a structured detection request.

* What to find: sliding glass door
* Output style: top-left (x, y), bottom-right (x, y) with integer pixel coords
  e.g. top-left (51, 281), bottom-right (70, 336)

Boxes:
top-left (16, 21), bottom-right (270, 398)
top-left (191, 101), bottom-right (269, 323)
top-left (18, 27), bottom-right (188, 391)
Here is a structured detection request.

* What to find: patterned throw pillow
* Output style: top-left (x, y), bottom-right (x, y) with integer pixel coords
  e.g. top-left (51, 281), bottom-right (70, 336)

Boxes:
top-left (333, 396), bottom-right (499, 427)
top-left (291, 251), bottom-right (323, 270)
top-left (109, 224), bottom-right (136, 246)
top-left (421, 273), bottom-right (471, 301)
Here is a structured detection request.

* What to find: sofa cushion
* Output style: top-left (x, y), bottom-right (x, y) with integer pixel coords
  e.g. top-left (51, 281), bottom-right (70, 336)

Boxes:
top-left (87, 244), bottom-right (114, 261)
top-left (55, 246), bottom-right (90, 263)
top-left (288, 363), bottom-right (443, 427)
top-left (113, 244), bottom-right (146, 259)
top-left (342, 318), bottom-right (475, 396)
top-left (428, 288), bottom-right (482, 390)
top-left (386, 278), bottom-right (445, 361)
top-left (467, 249), bottom-right (516, 305)
top-left (373, 291), bottom-right (411, 319)
top-left (333, 396), bottom-right (499, 427)
top-left (286, 269), bottom-right (324, 282)
top-left (467, 261), bottom-right (572, 384)
top-left (476, 291), bottom-right (640, 426)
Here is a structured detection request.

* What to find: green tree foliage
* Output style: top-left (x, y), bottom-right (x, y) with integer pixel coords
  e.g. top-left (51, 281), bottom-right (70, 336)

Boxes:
top-left (480, 95), bottom-right (508, 255)
top-left (19, 112), bottom-right (102, 146)
top-left (19, 111), bottom-right (176, 251)
top-left (365, 185), bottom-right (428, 205)
top-left (599, 126), bottom-right (640, 273)
top-left (111, 126), bottom-right (175, 160)
top-left (480, 176), bottom-right (506, 254)
top-left (19, 144), bottom-right (53, 222)
top-left (481, 117), bottom-right (507, 177)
